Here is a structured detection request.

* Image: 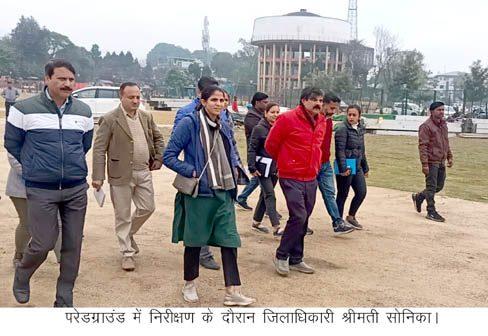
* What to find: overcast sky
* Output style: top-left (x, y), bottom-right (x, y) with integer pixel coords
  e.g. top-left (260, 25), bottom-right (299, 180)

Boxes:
top-left (0, 0), bottom-right (485, 74)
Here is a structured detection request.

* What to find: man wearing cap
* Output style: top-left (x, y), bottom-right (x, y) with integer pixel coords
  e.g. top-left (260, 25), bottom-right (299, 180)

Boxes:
top-left (412, 101), bottom-right (453, 222)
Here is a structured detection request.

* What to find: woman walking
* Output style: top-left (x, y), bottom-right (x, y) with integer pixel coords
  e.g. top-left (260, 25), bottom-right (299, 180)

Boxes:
top-left (163, 86), bottom-right (255, 306)
top-left (334, 104), bottom-right (369, 230)
top-left (247, 102), bottom-right (283, 237)
top-left (7, 154), bottom-right (61, 267)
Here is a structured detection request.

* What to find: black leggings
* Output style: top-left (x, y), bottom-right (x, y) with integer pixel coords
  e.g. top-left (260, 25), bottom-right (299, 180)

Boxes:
top-left (253, 174), bottom-right (280, 227)
top-left (336, 170), bottom-right (367, 217)
top-left (184, 246), bottom-right (241, 286)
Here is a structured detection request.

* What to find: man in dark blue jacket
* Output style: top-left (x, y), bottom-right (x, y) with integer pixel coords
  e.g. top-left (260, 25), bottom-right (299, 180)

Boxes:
top-left (4, 59), bottom-right (94, 307)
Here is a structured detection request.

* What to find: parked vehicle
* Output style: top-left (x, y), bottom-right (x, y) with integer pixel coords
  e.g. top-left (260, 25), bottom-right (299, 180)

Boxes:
top-left (392, 102), bottom-right (422, 116)
top-left (443, 105), bottom-right (456, 117)
top-left (72, 86), bottom-right (145, 119)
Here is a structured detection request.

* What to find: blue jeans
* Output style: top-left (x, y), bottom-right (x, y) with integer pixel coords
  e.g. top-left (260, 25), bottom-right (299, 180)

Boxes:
top-left (317, 162), bottom-right (341, 225)
top-left (237, 175), bottom-right (259, 203)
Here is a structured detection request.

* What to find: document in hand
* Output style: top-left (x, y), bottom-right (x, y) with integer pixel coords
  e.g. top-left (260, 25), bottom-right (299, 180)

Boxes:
top-left (256, 156), bottom-right (273, 178)
top-left (93, 188), bottom-right (106, 207)
top-left (334, 159), bottom-right (357, 175)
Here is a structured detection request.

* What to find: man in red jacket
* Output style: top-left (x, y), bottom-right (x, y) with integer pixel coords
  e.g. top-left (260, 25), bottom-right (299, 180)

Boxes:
top-left (265, 87), bottom-right (327, 276)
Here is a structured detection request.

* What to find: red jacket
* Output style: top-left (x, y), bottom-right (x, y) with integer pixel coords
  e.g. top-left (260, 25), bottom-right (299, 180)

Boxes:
top-left (321, 117), bottom-right (333, 163)
top-left (265, 105), bottom-right (327, 181)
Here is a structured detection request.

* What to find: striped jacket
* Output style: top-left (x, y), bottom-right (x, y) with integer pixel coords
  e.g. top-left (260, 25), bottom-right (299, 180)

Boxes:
top-left (4, 89), bottom-right (94, 190)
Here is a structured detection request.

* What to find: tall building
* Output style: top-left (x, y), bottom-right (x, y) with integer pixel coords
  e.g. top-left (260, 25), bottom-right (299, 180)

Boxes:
top-left (251, 9), bottom-right (373, 101)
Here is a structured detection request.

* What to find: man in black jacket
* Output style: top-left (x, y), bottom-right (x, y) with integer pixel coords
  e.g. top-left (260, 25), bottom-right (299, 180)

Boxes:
top-left (236, 92), bottom-right (269, 210)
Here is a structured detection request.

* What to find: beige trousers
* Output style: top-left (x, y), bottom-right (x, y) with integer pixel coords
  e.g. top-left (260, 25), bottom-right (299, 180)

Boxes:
top-left (110, 169), bottom-right (155, 256)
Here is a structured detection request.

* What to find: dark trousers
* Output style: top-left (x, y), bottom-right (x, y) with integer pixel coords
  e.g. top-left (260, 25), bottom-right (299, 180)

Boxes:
top-left (276, 178), bottom-right (317, 264)
top-left (17, 183), bottom-right (88, 306)
top-left (253, 174), bottom-right (280, 227)
top-left (184, 246), bottom-right (241, 286)
top-left (336, 170), bottom-right (367, 217)
top-left (5, 101), bottom-right (15, 117)
top-left (418, 163), bottom-right (446, 212)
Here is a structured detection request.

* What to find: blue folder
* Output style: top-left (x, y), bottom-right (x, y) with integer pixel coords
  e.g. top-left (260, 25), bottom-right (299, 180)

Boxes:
top-left (334, 159), bottom-right (357, 175)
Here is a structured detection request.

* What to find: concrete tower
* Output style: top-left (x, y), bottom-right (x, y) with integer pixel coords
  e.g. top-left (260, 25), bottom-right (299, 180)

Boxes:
top-left (348, 0), bottom-right (358, 40)
top-left (202, 16), bottom-right (210, 65)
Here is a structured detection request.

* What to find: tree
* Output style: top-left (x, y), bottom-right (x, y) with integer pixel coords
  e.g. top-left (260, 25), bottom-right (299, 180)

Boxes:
top-left (165, 69), bottom-right (192, 97)
top-left (202, 65), bottom-right (212, 77)
top-left (303, 71), bottom-right (353, 96)
top-left (344, 40), bottom-right (374, 87)
top-left (146, 43), bottom-right (192, 67)
top-left (231, 38), bottom-right (258, 93)
top-left (464, 60), bottom-right (488, 105)
top-left (211, 52), bottom-right (235, 78)
top-left (370, 26), bottom-right (399, 96)
top-left (10, 16), bottom-right (50, 77)
top-left (46, 31), bottom-right (73, 57)
top-left (188, 62), bottom-right (202, 81)
top-left (390, 50), bottom-right (428, 100)
top-left (55, 45), bottom-right (95, 82)
top-left (0, 37), bottom-right (16, 76)
top-left (90, 44), bottom-right (102, 59)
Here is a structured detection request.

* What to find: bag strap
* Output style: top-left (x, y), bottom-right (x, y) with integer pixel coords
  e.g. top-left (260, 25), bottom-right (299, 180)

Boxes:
top-left (197, 129), bottom-right (219, 181)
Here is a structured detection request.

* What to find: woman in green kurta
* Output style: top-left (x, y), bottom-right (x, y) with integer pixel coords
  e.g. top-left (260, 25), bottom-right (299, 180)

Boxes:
top-left (163, 85), bottom-right (255, 307)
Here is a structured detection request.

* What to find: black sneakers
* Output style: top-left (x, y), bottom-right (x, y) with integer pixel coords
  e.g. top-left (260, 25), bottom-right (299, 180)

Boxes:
top-left (412, 193), bottom-right (422, 213)
top-left (426, 211), bottom-right (446, 222)
top-left (252, 222), bottom-right (270, 234)
top-left (273, 227), bottom-right (284, 238)
top-left (333, 220), bottom-right (354, 235)
top-left (236, 200), bottom-right (253, 211)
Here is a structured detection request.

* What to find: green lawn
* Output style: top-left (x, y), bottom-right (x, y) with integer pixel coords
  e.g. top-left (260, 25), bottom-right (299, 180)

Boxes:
top-left (231, 127), bottom-right (488, 203)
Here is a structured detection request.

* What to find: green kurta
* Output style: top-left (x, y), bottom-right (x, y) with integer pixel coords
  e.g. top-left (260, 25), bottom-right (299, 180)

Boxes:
top-left (172, 190), bottom-right (241, 248)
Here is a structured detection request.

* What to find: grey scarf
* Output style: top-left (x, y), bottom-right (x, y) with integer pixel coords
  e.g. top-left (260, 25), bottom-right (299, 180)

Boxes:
top-left (199, 109), bottom-right (235, 191)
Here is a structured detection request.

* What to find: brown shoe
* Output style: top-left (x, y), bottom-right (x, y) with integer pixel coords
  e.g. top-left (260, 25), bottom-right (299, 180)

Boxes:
top-left (122, 256), bottom-right (135, 271)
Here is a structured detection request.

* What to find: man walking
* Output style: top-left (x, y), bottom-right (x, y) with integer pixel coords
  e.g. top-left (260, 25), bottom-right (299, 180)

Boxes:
top-left (92, 82), bottom-right (165, 271)
top-left (266, 87), bottom-right (327, 276)
top-left (236, 92), bottom-right (269, 211)
top-left (5, 59), bottom-right (94, 307)
top-left (412, 101), bottom-right (453, 222)
top-left (317, 93), bottom-right (354, 235)
top-left (173, 76), bottom-right (221, 270)
top-left (2, 79), bottom-right (20, 117)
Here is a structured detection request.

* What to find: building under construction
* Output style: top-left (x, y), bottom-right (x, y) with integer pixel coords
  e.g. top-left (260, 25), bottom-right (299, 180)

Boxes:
top-left (251, 8), bottom-right (373, 101)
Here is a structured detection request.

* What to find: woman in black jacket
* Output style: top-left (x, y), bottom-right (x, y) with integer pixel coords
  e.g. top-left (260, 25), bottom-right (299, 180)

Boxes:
top-left (335, 104), bottom-right (369, 230)
top-left (247, 102), bottom-right (282, 236)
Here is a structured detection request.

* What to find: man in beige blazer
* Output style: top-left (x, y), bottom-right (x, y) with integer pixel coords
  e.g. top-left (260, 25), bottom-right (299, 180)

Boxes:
top-left (92, 82), bottom-right (165, 271)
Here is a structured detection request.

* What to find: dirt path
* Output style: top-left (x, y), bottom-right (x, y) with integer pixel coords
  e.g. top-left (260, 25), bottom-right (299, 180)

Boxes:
top-left (0, 125), bottom-right (487, 307)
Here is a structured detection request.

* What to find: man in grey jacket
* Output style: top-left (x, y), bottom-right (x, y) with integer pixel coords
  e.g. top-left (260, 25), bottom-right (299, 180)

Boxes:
top-left (2, 80), bottom-right (20, 117)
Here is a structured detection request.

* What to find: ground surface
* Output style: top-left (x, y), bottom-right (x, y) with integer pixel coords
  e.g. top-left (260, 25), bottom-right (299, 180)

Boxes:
top-left (0, 114), bottom-right (487, 307)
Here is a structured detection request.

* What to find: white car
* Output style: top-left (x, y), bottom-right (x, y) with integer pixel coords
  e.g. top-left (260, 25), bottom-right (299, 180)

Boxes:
top-left (72, 86), bottom-right (145, 119)
top-left (443, 105), bottom-right (456, 117)
top-left (393, 102), bottom-right (421, 116)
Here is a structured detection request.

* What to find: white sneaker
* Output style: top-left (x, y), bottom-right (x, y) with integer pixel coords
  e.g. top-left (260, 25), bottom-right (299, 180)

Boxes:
top-left (289, 261), bottom-right (315, 274)
top-left (224, 291), bottom-right (256, 306)
top-left (182, 282), bottom-right (199, 303)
